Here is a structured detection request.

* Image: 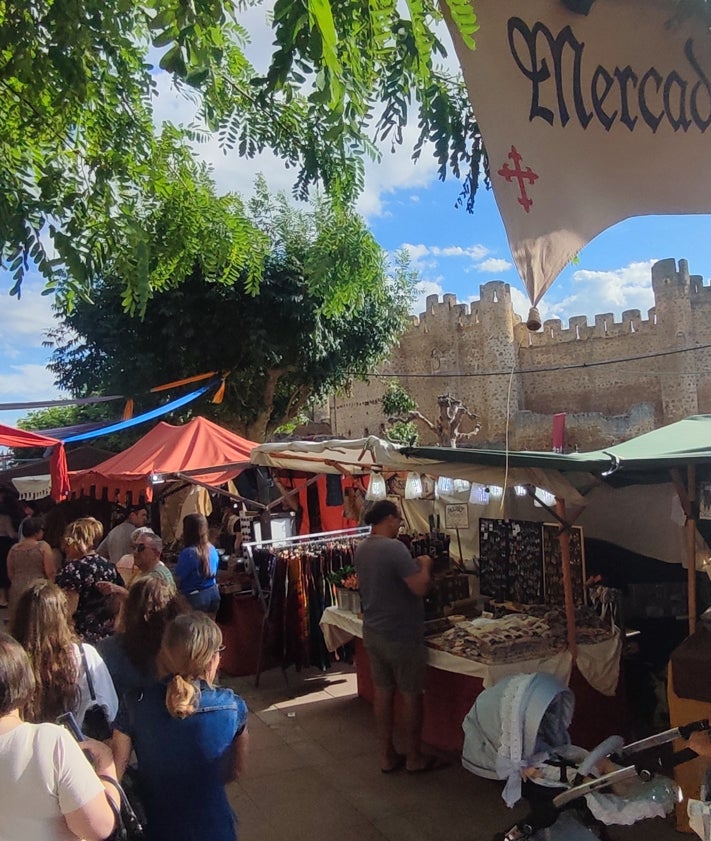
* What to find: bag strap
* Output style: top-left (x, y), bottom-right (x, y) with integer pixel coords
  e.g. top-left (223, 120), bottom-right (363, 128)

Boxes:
top-left (80, 644), bottom-right (96, 702)
top-left (99, 775), bottom-right (144, 839)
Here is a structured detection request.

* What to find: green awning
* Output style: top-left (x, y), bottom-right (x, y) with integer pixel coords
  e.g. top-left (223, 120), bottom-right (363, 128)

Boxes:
top-left (405, 415), bottom-right (711, 486)
top-left (403, 445), bottom-right (610, 474)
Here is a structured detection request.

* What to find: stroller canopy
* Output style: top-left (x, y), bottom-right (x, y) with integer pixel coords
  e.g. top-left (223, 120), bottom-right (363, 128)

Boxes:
top-left (462, 672), bottom-right (574, 806)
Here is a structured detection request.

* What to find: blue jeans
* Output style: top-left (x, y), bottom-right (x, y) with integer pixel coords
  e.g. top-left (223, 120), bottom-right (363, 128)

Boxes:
top-left (186, 584), bottom-right (220, 614)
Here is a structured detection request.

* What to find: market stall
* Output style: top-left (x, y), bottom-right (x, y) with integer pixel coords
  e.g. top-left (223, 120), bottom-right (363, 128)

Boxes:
top-left (66, 416), bottom-right (262, 669)
top-left (251, 422), bottom-right (711, 757)
top-left (321, 603), bottom-right (622, 752)
top-left (70, 415), bottom-right (256, 503)
top-left (0, 424), bottom-right (70, 501)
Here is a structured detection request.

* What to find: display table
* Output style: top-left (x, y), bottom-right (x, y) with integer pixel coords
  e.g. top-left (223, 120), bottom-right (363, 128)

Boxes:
top-left (320, 607), bottom-right (624, 751)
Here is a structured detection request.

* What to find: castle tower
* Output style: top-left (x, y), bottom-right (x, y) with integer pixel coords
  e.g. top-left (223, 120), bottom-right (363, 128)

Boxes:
top-left (651, 258), bottom-right (699, 423)
top-left (477, 281), bottom-right (522, 441)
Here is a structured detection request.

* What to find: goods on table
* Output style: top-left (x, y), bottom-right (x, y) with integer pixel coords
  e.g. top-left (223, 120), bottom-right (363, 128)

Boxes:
top-left (425, 606), bottom-right (614, 664)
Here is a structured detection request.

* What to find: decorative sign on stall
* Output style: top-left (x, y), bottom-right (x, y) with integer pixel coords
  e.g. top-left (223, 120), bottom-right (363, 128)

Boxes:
top-left (444, 503), bottom-right (469, 530)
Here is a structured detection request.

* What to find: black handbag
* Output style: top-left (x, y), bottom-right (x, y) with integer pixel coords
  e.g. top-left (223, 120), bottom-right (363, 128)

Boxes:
top-left (100, 775), bottom-right (146, 841)
top-left (80, 644), bottom-right (113, 741)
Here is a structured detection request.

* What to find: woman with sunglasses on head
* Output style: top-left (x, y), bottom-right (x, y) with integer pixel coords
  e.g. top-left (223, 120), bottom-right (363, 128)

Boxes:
top-left (55, 518), bottom-right (124, 644)
top-left (112, 613), bottom-right (249, 841)
top-left (174, 513), bottom-right (220, 618)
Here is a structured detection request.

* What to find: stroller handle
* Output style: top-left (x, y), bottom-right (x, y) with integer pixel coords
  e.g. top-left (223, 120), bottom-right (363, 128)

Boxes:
top-left (614, 718), bottom-right (710, 761)
top-left (678, 719), bottom-right (711, 740)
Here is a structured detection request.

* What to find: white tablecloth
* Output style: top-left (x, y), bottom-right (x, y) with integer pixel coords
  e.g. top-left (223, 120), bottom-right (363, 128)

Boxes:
top-left (319, 607), bottom-right (621, 695)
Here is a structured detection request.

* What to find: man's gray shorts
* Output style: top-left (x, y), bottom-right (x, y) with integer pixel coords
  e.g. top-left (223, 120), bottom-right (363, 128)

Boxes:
top-left (363, 626), bottom-right (426, 694)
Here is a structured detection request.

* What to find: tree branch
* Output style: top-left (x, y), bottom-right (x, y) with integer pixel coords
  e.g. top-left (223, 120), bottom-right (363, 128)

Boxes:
top-left (387, 410), bottom-right (437, 433)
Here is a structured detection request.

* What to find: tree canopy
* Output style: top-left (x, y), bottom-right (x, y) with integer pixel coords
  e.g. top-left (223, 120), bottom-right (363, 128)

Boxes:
top-left (44, 179), bottom-right (415, 441)
top-left (1, 0), bottom-right (482, 306)
top-left (4, 0), bottom-right (709, 307)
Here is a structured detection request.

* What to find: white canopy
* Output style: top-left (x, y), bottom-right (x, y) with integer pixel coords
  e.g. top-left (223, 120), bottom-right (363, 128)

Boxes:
top-left (251, 436), bottom-right (588, 507)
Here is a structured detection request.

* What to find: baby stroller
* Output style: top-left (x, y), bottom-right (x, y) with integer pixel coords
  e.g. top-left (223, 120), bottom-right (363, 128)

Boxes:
top-left (462, 672), bottom-right (708, 840)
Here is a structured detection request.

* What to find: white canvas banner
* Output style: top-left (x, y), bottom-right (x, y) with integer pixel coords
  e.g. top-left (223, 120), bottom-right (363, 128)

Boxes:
top-left (445, 0), bottom-right (711, 305)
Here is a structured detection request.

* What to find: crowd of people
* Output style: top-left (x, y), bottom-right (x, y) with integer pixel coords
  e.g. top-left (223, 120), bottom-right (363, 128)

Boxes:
top-left (0, 502), bottom-right (248, 841)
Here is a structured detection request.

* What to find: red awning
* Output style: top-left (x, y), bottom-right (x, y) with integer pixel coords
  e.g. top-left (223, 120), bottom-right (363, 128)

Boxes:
top-left (0, 424), bottom-right (70, 501)
top-left (70, 416), bottom-right (257, 502)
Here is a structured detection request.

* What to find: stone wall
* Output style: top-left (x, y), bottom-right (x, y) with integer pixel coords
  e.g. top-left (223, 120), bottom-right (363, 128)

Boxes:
top-left (330, 258), bottom-right (711, 450)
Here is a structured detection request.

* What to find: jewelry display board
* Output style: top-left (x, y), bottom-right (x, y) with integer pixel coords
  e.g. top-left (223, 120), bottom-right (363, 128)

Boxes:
top-left (542, 523), bottom-right (586, 607)
top-left (478, 518), bottom-right (509, 601)
top-left (479, 518), bottom-right (584, 607)
top-left (508, 520), bottom-right (545, 604)
top-left (478, 518), bottom-right (544, 603)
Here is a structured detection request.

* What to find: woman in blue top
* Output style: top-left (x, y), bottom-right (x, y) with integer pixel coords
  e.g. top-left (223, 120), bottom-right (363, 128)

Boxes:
top-left (112, 613), bottom-right (249, 841)
top-left (174, 513), bottom-right (220, 617)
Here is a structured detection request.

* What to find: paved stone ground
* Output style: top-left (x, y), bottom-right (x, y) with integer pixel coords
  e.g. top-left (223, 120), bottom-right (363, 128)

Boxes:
top-left (0, 598), bottom-right (687, 840)
top-left (221, 663), bottom-right (687, 841)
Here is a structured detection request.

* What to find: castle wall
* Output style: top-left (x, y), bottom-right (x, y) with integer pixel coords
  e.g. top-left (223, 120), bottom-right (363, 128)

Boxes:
top-left (332, 259), bottom-right (711, 450)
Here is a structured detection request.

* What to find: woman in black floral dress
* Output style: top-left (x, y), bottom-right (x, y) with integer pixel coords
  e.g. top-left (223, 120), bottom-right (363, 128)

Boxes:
top-left (55, 517), bottom-right (124, 643)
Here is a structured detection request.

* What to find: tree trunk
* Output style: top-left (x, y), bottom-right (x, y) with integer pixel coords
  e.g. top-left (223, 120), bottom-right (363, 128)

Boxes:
top-left (244, 368), bottom-right (283, 442)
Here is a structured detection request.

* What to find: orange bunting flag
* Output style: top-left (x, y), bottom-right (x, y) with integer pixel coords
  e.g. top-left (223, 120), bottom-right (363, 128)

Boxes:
top-left (121, 399), bottom-right (134, 420)
top-left (211, 373), bottom-right (230, 405)
top-left (150, 372), bottom-right (218, 393)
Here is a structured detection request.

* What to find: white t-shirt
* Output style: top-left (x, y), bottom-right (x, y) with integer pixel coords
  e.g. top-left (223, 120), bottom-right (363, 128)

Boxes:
top-left (0, 722), bottom-right (104, 841)
top-left (96, 521), bottom-right (135, 565)
top-left (72, 643), bottom-right (119, 725)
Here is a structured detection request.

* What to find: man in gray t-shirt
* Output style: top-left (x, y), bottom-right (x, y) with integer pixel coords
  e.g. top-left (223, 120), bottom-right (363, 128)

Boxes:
top-left (355, 499), bottom-right (436, 774)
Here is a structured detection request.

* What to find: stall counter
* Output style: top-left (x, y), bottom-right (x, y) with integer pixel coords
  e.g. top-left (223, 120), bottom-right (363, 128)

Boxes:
top-left (320, 607), bottom-right (624, 751)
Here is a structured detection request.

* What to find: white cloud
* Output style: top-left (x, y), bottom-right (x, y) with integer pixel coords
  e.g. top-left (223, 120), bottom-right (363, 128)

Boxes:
top-left (0, 277), bottom-right (64, 427)
top-left (400, 242), bottom-right (490, 267)
top-left (431, 245), bottom-right (489, 260)
top-left (0, 278), bottom-right (57, 358)
top-left (506, 260), bottom-right (657, 327)
top-left (476, 257), bottom-right (513, 274)
top-left (402, 243), bottom-right (432, 263)
top-left (545, 260), bottom-right (656, 323)
top-left (508, 286), bottom-right (534, 322)
top-left (0, 364), bottom-right (61, 401)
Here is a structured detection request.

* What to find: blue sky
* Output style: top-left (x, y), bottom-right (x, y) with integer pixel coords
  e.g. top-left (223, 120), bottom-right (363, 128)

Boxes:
top-left (3, 10), bottom-right (711, 431)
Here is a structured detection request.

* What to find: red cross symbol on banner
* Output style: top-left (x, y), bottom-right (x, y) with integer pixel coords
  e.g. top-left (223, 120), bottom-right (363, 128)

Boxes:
top-left (497, 146), bottom-right (538, 213)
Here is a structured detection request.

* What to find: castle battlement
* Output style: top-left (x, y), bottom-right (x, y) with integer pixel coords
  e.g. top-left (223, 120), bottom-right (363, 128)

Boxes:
top-left (411, 259), bottom-right (711, 345)
top-left (520, 306), bottom-right (662, 345)
top-left (334, 258), bottom-right (711, 450)
top-left (414, 282), bottom-right (517, 331)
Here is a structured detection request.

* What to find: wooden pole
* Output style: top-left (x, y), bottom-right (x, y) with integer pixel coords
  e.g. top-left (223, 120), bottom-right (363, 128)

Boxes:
top-left (455, 527), bottom-right (464, 567)
top-left (687, 465), bottom-right (697, 635)
top-left (555, 498), bottom-right (578, 661)
top-left (672, 466), bottom-right (698, 636)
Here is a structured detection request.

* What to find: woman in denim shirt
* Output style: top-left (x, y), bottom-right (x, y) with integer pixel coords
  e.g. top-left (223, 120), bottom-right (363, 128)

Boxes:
top-left (112, 613), bottom-right (249, 841)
